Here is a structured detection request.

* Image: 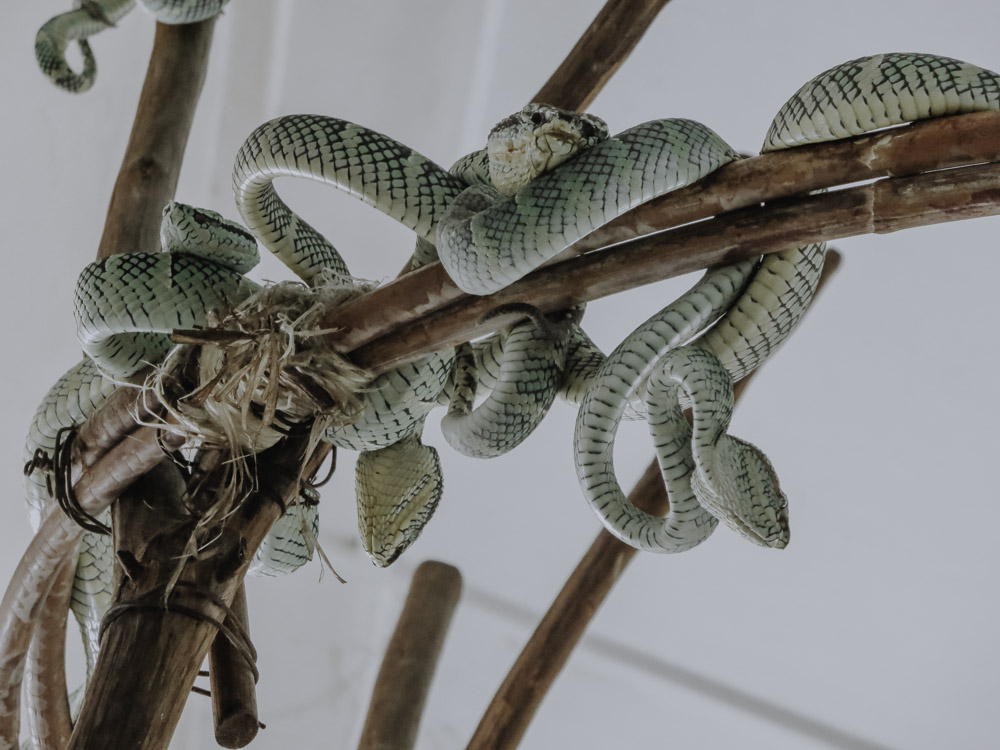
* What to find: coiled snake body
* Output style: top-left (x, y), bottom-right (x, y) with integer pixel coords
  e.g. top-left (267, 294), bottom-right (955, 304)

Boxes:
top-left (35, 0), bottom-right (231, 93)
top-left (24, 51), bottom-right (1000, 724)
top-left (25, 202), bottom-right (318, 687)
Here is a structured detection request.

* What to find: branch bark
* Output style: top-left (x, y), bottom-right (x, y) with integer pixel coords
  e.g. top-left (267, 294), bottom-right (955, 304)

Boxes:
top-left (322, 110), bottom-right (1000, 366)
top-left (97, 20), bottom-right (216, 258)
top-left (349, 158), bottom-right (1000, 372)
top-left (532, 0), bottom-right (674, 110)
top-left (23, 556), bottom-right (75, 750)
top-left (210, 583), bottom-right (260, 748)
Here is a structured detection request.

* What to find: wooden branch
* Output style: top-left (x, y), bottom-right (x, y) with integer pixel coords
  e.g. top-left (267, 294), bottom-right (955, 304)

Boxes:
top-left (67, 438), bottom-right (328, 750)
top-left (97, 20), bottom-right (216, 258)
top-left (210, 584), bottom-right (260, 749)
top-left (24, 556), bottom-right (75, 750)
top-left (532, 0), bottom-right (673, 110)
top-left (466, 251), bottom-right (843, 749)
top-left (0, 418), bottom-right (183, 748)
top-left (357, 561), bottom-right (463, 750)
top-left (321, 110), bottom-right (1000, 360)
top-left (350, 160), bottom-right (999, 372)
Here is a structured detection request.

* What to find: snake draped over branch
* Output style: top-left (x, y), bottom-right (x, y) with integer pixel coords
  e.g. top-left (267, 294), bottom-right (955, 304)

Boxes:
top-left (21, 48), bottom-right (1000, 742)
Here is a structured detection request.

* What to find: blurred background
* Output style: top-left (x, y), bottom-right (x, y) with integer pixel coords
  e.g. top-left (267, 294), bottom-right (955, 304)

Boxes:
top-left (2, 1), bottom-right (999, 747)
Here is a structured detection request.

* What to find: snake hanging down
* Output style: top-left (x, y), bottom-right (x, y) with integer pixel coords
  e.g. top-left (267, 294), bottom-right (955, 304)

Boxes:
top-left (230, 105), bottom-right (613, 562)
top-left (35, 0), bottom-right (231, 93)
top-left (570, 53), bottom-right (1000, 552)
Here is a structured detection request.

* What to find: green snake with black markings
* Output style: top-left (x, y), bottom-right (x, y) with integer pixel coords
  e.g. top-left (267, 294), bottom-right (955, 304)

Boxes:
top-left (35, 0), bottom-right (232, 93)
top-left (23, 53), bottom-right (1000, 738)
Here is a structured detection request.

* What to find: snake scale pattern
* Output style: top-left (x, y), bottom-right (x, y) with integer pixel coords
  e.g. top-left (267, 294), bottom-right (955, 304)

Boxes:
top-left (22, 31), bottom-right (1000, 740)
top-left (35, 0), bottom-right (231, 93)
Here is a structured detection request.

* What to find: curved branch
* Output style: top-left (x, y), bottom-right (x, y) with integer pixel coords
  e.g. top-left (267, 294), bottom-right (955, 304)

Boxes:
top-left (24, 557), bottom-right (75, 750)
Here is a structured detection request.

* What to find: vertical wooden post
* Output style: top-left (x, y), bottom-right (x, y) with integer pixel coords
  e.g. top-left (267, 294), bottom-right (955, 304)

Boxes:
top-left (357, 562), bottom-right (463, 750)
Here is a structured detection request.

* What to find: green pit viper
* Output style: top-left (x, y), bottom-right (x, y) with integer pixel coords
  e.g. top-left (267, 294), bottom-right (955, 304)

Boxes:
top-left (22, 50), bottom-right (1000, 739)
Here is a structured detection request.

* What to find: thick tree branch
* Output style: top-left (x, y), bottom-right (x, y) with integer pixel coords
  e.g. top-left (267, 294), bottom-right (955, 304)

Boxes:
top-left (349, 158), bottom-right (1000, 372)
top-left (66, 438), bottom-right (327, 750)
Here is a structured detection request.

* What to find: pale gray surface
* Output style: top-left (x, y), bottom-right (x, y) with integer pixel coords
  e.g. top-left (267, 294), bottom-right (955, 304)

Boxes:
top-left (2, 1), bottom-right (999, 748)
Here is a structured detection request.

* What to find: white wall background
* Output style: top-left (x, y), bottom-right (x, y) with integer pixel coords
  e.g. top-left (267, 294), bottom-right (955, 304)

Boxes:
top-left (2, 1), bottom-right (999, 748)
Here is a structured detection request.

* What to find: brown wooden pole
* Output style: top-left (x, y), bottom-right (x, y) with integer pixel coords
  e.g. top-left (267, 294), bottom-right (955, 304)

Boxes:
top-left (66, 438), bottom-right (328, 750)
top-left (532, 0), bottom-right (674, 110)
top-left (210, 583), bottom-right (260, 748)
top-left (466, 462), bottom-right (665, 750)
top-left (97, 19), bottom-right (216, 259)
top-left (23, 555), bottom-right (75, 750)
top-left (465, 252), bottom-right (843, 750)
top-left (357, 561), bottom-right (463, 750)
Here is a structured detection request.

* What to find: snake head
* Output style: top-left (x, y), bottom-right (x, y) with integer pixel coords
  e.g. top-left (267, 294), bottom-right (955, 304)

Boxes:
top-left (692, 435), bottom-right (790, 549)
top-left (355, 435), bottom-right (444, 567)
top-left (159, 201), bottom-right (260, 274)
top-left (486, 104), bottom-right (608, 195)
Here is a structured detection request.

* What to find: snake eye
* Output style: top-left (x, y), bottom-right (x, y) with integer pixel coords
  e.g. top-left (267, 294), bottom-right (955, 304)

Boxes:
top-left (530, 110), bottom-right (546, 126)
top-left (579, 121), bottom-right (595, 139)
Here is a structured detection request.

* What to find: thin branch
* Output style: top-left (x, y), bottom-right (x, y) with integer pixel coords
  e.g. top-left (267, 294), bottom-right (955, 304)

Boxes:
top-left (532, 0), bottom-right (674, 110)
top-left (466, 461), bottom-right (665, 750)
top-left (465, 251), bottom-right (843, 750)
top-left (357, 561), bottom-right (463, 750)
top-left (210, 584), bottom-right (260, 749)
top-left (24, 555), bottom-right (75, 750)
